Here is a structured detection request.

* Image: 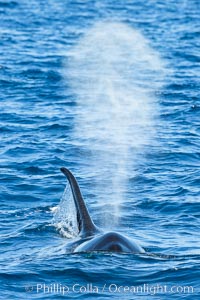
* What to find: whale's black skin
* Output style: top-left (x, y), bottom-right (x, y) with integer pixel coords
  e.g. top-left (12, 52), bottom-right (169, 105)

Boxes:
top-left (60, 167), bottom-right (101, 238)
top-left (74, 232), bottom-right (144, 253)
top-left (60, 167), bottom-right (145, 254)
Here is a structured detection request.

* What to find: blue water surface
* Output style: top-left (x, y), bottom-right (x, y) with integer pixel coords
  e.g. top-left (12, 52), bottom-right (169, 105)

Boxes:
top-left (0, 0), bottom-right (200, 299)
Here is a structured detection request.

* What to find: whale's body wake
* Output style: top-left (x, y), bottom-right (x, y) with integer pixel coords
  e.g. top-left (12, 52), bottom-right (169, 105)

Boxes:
top-left (60, 21), bottom-right (165, 230)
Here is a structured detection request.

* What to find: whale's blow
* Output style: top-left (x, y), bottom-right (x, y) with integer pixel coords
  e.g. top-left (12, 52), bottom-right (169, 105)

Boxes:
top-left (64, 21), bottom-right (165, 228)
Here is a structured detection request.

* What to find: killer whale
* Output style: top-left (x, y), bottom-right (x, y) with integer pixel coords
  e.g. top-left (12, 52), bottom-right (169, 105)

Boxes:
top-left (60, 167), bottom-right (145, 254)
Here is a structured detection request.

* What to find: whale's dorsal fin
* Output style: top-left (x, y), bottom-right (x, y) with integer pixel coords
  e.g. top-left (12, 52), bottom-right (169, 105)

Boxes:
top-left (60, 167), bottom-right (100, 238)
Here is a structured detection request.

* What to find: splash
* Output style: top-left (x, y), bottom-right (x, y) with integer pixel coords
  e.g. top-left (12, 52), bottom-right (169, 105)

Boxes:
top-left (65, 21), bottom-right (165, 228)
top-left (52, 182), bottom-right (79, 238)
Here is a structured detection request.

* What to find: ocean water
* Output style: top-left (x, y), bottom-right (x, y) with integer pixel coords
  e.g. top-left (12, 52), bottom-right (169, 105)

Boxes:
top-left (0, 0), bottom-right (200, 299)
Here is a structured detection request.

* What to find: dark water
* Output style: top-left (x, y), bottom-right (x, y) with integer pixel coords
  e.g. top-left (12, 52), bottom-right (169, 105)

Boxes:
top-left (0, 0), bottom-right (200, 299)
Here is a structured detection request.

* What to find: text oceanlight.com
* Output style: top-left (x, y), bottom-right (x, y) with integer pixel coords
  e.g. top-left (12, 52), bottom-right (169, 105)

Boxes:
top-left (25, 283), bottom-right (194, 295)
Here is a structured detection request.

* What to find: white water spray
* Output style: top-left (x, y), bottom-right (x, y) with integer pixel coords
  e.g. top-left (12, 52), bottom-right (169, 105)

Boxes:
top-left (52, 183), bottom-right (79, 238)
top-left (64, 21), bottom-right (165, 229)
